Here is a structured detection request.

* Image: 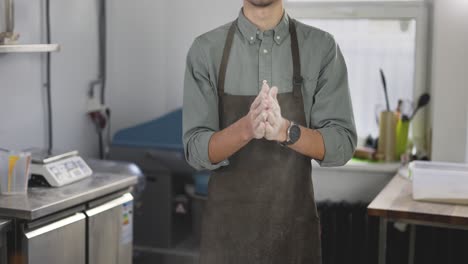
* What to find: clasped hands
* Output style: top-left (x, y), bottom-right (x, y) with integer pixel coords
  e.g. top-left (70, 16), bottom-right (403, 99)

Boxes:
top-left (244, 80), bottom-right (289, 142)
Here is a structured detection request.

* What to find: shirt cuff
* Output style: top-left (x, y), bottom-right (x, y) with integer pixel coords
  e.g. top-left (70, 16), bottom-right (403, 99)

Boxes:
top-left (196, 131), bottom-right (230, 170)
top-left (315, 127), bottom-right (345, 167)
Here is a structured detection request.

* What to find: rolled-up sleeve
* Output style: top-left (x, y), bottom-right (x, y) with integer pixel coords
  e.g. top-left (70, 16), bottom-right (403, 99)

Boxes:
top-left (183, 38), bottom-right (228, 171)
top-left (311, 34), bottom-right (357, 167)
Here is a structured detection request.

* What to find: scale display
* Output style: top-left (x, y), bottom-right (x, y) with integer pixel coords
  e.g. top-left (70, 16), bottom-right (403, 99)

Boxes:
top-left (29, 150), bottom-right (93, 187)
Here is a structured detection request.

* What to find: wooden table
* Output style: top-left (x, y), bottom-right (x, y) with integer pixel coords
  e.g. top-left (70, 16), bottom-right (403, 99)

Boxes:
top-left (368, 175), bottom-right (468, 264)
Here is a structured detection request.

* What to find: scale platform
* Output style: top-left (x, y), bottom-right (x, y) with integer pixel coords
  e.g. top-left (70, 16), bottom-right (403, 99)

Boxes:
top-left (28, 149), bottom-right (93, 187)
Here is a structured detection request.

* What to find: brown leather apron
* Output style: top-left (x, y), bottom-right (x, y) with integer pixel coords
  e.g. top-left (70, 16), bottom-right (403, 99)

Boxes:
top-left (199, 18), bottom-right (322, 264)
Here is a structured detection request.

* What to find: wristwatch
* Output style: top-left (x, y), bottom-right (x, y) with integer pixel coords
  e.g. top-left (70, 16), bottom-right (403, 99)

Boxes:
top-left (280, 121), bottom-right (301, 146)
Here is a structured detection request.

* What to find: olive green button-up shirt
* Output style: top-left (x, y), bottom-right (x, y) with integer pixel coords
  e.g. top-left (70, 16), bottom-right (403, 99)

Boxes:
top-left (183, 10), bottom-right (357, 171)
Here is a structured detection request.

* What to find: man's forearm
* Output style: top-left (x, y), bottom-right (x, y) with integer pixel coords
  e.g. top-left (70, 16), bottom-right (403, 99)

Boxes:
top-left (288, 125), bottom-right (325, 161)
top-left (208, 116), bottom-right (252, 164)
top-left (208, 113), bottom-right (326, 164)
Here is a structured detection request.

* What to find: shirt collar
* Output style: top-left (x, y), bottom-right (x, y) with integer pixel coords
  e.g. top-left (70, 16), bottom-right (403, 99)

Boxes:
top-left (237, 8), bottom-right (290, 45)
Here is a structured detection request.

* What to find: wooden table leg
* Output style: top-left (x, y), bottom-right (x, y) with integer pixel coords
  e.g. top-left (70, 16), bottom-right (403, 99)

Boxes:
top-left (408, 224), bottom-right (416, 264)
top-left (379, 218), bottom-right (388, 264)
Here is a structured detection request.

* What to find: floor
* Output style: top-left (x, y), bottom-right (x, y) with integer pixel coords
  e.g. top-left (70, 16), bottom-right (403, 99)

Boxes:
top-left (133, 235), bottom-right (199, 264)
top-left (134, 252), bottom-right (197, 264)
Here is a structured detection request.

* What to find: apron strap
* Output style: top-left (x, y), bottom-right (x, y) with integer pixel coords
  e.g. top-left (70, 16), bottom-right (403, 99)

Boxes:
top-left (289, 18), bottom-right (303, 98)
top-left (217, 20), bottom-right (237, 125)
top-left (218, 20), bottom-right (237, 97)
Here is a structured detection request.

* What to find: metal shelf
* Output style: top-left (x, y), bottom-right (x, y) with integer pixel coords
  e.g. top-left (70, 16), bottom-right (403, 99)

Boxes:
top-left (0, 44), bottom-right (60, 53)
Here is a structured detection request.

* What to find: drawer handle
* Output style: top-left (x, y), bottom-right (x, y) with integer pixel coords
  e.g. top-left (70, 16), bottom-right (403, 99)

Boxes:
top-left (85, 193), bottom-right (133, 216)
top-left (25, 213), bottom-right (85, 239)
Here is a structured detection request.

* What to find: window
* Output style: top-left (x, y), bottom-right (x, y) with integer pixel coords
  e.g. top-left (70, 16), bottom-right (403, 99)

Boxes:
top-left (286, 1), bottom-right (430, 145)
top-left (302, 18), bottom-right (416, 138)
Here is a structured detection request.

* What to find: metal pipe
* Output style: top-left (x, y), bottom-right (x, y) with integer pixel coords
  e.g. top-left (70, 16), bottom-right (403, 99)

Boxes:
top-left (5, 0), bottom-right (14, 33)
top-left (378, 218), bottom-right (388, 264)
top-left (408, 224), bottom-right (416, 264)
top-left (45, 0), bottom-right (53, 154)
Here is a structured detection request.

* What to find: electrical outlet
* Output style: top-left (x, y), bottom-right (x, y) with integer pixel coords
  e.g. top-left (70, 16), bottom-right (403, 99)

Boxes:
top-left (86, 96), bottom-right (105, 113)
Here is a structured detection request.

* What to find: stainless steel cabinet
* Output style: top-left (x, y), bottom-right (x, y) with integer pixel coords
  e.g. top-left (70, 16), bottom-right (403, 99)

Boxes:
top-left (18, 193), bottom-right (134, 264)
top-left (0, 161), bottom-right (138, 264)
top-left (109, 147), bottom-right (192, 248)
top-left (0, 235), bottom-right (5, 264)
top-left (86, 193), bottom-right (133, 264)
top-left (0, 220), bottom-right (9, 264)
top-left (24, 213), bottom-right (86, 264)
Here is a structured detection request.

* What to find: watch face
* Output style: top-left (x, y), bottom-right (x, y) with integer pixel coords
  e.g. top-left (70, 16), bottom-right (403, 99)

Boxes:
top-left (289, 124), bottom-right (301, 144)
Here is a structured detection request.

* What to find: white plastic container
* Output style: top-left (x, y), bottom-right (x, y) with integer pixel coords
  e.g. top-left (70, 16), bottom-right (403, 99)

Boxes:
top-left (410, 161), bottom-right (468, 204)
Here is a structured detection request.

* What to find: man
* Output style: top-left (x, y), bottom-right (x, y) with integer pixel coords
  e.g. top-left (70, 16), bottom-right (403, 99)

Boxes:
top-left (183, 0), bottom-right (356, 263)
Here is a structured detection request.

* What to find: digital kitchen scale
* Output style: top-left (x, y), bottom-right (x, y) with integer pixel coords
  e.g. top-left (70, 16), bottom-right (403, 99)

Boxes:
top-left (29, 149), bottom-right (93, 187)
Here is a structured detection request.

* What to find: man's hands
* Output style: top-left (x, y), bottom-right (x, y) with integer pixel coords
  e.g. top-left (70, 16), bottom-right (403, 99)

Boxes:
top-left (244, 80), bottom-right (288, 142)
top-left (244, 82), bottom-right (269, 140)
top-left (264, 86), bottom-right (289, 142)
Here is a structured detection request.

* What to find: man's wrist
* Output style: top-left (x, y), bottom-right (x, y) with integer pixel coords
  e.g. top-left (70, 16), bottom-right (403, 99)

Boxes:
top-left (278, 118), bottom-right (290, 142)
top-left (239, 116), bottom-right (254, 142)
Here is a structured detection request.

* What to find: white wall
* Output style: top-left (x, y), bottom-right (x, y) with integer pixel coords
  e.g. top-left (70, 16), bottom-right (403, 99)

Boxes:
top-left (0, 0), bottom-right (242, 157)
top-left (162, 1), bottom-right (241, 110)
top-left (0, 0), bottom-right (44, 150)
top-left (106, 0), bottom-right (241, 135)
top-left (106, 0), bottom-right (167, 135)
top-left (0, 0), bottom-right (100, 157)
top-left (430, 0), bottom-right (468, 163)
top-left (50, 0), bottom-right (101, 156)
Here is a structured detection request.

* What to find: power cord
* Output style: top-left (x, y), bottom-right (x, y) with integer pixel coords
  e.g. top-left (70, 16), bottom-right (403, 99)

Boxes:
top-left (99, 0), bottom-right (106, 106)
top-left (100, 0), bottom-right (112, 158)
top-left (88, 0), bottom-right (110, 159)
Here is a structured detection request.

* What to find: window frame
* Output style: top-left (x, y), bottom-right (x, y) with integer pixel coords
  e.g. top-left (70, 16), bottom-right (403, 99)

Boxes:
top-left (285, 0), bottom-right (431, 145)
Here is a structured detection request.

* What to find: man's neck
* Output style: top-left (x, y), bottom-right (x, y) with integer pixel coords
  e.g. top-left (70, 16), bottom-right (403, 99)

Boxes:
top-left (242, 1), bottom-right (284, 31)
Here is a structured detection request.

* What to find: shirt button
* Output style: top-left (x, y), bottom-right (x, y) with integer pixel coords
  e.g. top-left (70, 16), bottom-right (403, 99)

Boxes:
top-left (263, 49), bottom-right (268, 54)
top-left (250, 36), bottom-right (254, 40)
top-left (276, 36), bottom-right (281, 40)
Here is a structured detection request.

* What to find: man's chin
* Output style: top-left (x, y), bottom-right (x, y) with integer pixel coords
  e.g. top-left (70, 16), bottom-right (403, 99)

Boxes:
top-left (246, 0), bottom-right (278, 8)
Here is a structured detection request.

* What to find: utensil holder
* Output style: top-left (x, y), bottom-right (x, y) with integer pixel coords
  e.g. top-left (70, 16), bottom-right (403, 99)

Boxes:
top-left (377, 111), bottom-right (397, 162)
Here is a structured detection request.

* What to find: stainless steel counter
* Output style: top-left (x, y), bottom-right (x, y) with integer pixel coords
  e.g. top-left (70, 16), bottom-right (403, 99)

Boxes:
top-left (0, 160), bottom-right (139, 220)
top-left (0, 160), bottom-right (140, 264)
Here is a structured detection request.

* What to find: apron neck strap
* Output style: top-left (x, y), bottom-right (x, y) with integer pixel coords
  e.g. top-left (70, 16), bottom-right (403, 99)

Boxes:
top-left (217, 20), bottom-right (237, 97)
top-left (289, 17), bottom-right (303, 98)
